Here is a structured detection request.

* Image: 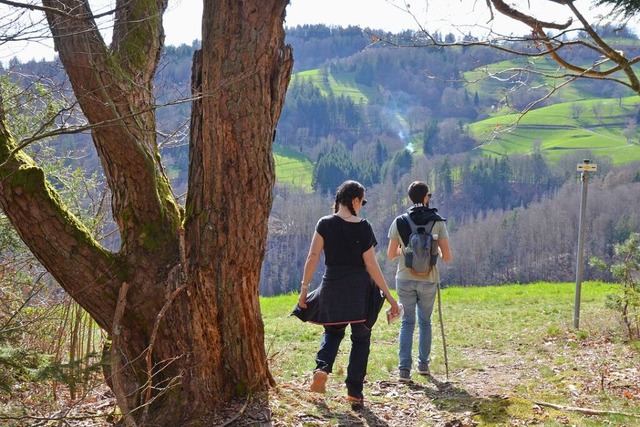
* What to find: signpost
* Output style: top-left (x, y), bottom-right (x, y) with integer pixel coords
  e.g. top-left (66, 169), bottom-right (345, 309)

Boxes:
top-left (574, 159), bottom-right (597, 329)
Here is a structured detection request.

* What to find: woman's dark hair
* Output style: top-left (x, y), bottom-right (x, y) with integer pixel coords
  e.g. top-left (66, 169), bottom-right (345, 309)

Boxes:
top-left (334, 180), bottom-right (365, 215)
top-left (408, 181), bottom-right (430, 205)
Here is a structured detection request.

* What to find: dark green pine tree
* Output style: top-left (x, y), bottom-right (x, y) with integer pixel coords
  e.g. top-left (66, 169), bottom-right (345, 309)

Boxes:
top-left (311, 142), bottom-right (357, 194)
top-left (595, 0), bottom-right (640, 17)
top-left (382, 149), bottom-right (413, 182)
top-left (422, 120), bottom-right (438, 156)
top-left (438, 157), bottom-right (454, 197)
top-left (375, 139), bottom-right (388, 168)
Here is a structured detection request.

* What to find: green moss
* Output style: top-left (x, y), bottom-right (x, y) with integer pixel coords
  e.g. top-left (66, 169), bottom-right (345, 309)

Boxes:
top-left (109, 0), bottom-right (163, 71)
top-left (1, 119), bottom-right (122, 283)
top-left (473, 396), bottom-right (515, 425)
top-left (2, 161), bottom-right (35, 188)
top-left (137, 174), bottom-right (182, 251)
top-left (139, 222), bottom-right (167, 251)
top-left (577, 330), bottom-right (589, 340)
top-left (156, 171), bottom-right (183, 229)
top-left (235, 381), bottom-right (249, 396)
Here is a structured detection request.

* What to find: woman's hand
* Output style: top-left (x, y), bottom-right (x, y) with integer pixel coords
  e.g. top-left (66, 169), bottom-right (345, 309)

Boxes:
top-left (298, 287), bottom-right (308, 309)
top-left (387, 295), bottom-right (400, 317)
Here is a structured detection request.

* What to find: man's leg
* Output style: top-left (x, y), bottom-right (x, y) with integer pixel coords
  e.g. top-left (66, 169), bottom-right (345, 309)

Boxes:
top-left (397, 279), bottom-right (418, 375)
top-left (416, 282), bottom-right (438, 371)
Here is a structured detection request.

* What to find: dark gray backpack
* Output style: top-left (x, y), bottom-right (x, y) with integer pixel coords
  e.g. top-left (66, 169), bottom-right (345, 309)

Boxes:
top-left (400, 214), bottom-right (439, 276)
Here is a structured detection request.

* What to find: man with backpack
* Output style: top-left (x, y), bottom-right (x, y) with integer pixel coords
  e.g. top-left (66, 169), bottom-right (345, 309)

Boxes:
top-left (387, 181), bottom-right (452, 382)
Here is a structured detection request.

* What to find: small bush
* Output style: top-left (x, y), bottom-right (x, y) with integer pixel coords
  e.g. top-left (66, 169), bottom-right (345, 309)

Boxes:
top-left (590, 232), bottom-right (640, 339)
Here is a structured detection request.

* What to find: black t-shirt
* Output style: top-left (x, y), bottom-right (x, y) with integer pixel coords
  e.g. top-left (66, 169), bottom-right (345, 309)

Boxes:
top-left (316, 214), bottom-right (377, 267)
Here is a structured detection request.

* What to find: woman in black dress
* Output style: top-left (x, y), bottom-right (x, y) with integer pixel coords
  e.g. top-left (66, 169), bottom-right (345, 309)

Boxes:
top-left (294, 180), bottom-right (399, 407)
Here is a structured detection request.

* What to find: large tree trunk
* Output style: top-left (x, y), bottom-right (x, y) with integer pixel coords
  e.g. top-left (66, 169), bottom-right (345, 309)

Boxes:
top-left (178, 0), bottom-right (293, 417)
top-left (0, 0), bottom-right (292, 425)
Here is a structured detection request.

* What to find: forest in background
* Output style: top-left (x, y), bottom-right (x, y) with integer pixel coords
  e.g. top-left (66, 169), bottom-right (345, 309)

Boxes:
top-left (2, 24), bottom-right (640, 296)
top-left (269, 24), bottom-right (640, 295)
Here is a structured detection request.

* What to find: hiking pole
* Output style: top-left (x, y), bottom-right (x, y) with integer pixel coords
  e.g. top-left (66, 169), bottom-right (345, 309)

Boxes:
top-left (436, 281), bottom-right (449, 380)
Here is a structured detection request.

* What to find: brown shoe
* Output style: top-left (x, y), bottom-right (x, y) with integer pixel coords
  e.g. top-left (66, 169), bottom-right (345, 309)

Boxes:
top-left (310, 370), bottom-right (328, 393)
top-left (346, 395), bottom-right (364, 410)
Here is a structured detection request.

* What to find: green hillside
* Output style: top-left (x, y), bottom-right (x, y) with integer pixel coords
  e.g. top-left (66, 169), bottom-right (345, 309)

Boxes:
top-left (273, 68), bottom-right (376, 189)
top-left (275, 36), bottom-right (640, 185)
top-left (292, 68), bottom-right (374, 103)
top-left (464, 57), bottom-right (588, 109)
top-left (273, 145), bottom-right (313, 189)
top-left (470, 96), bottom-right (640, 164)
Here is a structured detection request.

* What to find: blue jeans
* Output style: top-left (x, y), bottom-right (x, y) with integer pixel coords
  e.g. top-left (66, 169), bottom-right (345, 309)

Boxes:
top-left (315, 323), bottom-right (371, 399)
top-left (397, 279), bottom-right (437, 371)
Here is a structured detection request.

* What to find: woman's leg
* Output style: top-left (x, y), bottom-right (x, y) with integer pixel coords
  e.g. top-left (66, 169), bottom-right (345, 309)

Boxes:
top-left (345, 322), bottom-right (372, 399)
top-left (315, 325), bottom-right (346, 373)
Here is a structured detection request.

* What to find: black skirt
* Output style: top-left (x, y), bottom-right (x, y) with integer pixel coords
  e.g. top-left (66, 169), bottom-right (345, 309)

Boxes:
top-left (292, 266), bottom-right (384, 328)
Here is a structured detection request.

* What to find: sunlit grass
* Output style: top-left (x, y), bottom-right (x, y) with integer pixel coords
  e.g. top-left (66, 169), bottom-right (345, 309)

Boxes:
top-left (292, 69), bottom-right (374, 103)
top-left (273, 144), bottom-right (313, 189)
top-left (263, 282), bottom-right (618, 380)
top-left (263, 281), bottom-right (640, 425)
top-left (469, 96), bottom-right (640, 164)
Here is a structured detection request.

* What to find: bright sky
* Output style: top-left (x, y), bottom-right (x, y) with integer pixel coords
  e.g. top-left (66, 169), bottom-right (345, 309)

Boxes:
top-left (0, 0), bottom-right (610, 64)
top-left (166, 0), bottom-right (581, 44)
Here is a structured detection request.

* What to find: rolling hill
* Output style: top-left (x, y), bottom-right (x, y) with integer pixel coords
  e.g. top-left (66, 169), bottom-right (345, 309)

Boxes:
top-left (275, 49), bottom-right (640, 187)
top-left (470, 96), bottom-right (640, 164)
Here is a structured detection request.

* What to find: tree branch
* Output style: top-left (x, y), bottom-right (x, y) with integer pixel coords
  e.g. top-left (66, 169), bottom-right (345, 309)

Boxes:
top-left (382, 1), bottom-right (640, 98)
top-left (489, 0), bottom-right (573, 30)
top-left (534, 400), bottom-right (640, 418)
top-left (111, 282), bottom-right (137, 427)
top-left (34, 0), bottom-right (183, 259)
top-left (0, 112), bottom-right (121, 329)
top-left (0, 0), bottom-right (121, 20)
top-left (142, 283), bottom-right (187, 420)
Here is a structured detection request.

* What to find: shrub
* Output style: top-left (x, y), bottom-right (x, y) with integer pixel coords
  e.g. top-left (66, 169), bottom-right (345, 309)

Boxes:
top-left (590, 232), bottom-right (640, 339)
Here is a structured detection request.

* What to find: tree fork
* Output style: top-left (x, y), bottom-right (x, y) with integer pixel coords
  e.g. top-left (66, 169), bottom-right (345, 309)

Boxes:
top-left (0, 0), bottom-right (293, 424)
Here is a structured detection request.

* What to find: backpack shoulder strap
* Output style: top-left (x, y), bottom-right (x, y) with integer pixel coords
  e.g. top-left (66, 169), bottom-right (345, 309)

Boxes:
top-left (424, 220), bottom-right (436, 233)
top-left (397, 213), bottom-right (423, 247)
top-left (396, 213), bottom-right (413, 247)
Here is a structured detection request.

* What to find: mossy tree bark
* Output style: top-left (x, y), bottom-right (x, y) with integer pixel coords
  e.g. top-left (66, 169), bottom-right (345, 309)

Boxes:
top-left (0, 0), bottom-right (292, 424)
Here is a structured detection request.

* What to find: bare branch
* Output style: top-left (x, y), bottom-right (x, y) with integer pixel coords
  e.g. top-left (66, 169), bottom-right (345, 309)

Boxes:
top-left (111, 282), bottom-right (137, 427)
top-left (142, 284), bottom-right (187, 420)
top-left (0, 0), bottom-right (121, 20)
top-left (371, 1), bottom-right (640, 99)
top-left (534, 400), bottom-right (640, 417)
top-left (488, 0), bottom-right (573, 30)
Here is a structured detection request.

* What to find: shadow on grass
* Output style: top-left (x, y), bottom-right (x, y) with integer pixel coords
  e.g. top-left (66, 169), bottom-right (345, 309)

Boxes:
top-left (304, 375), bottom-right (510, 426)
top-left (294, 374), bottom-right (511, 425)
top-left (410, 374), bottom-right (512, 424)
top-left (312, 398), bottom-right (390, 426)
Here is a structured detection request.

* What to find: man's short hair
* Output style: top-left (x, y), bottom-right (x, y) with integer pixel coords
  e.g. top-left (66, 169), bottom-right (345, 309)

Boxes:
top-left (408, 181), bottom-right (429, 204)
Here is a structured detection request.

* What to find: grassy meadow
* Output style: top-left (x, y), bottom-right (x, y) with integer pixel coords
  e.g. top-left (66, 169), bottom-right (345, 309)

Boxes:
top-left (465, 55), bottom-right (640, 165)
top-left (273, 144), bottom-right (314, 189)
top-left (464, 57), bottom-right (594, 107)
top-left (469, 96), bottom-right (640, 164)
top-left (262, 281), bottom-right (640, 426)
top-left (292, 69), bottom-right (375, 103)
